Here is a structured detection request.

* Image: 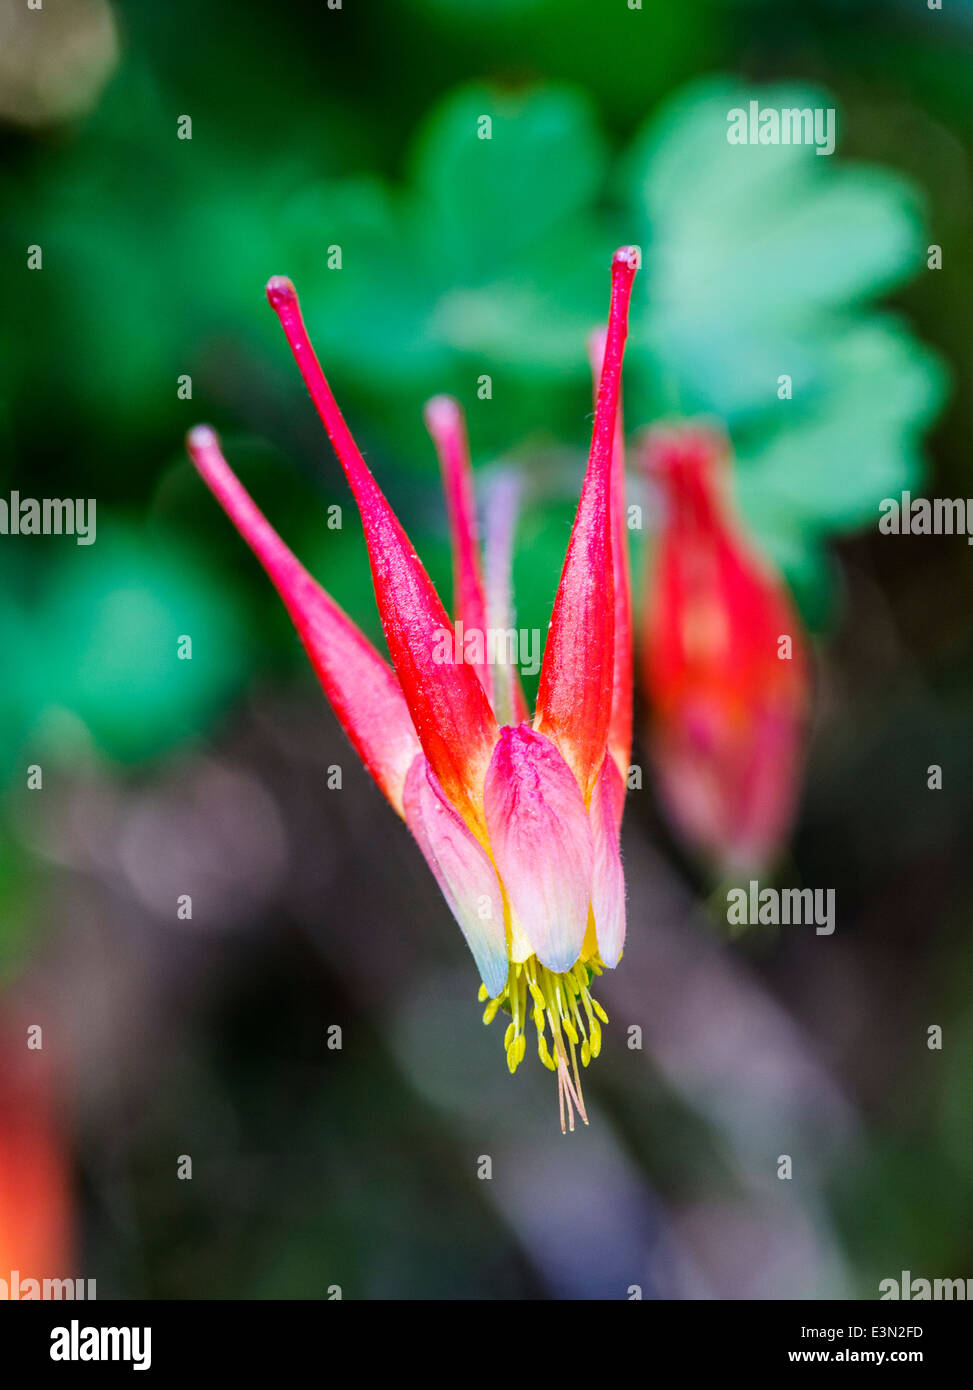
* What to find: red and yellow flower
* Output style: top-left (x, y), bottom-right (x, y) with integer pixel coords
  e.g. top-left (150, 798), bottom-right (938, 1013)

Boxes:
top-left (187, 248), bottom-right (639, 1129)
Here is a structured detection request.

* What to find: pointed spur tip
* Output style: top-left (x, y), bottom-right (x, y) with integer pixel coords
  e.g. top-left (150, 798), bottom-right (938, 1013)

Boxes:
top-left (185, 424), bottom-right (220, 456)
top-left (423, 393), bottom-right (462, 435)
top-left (265, 275), bottom-right (297, 309)
top-left (613, 245), bottom-right (641, 272)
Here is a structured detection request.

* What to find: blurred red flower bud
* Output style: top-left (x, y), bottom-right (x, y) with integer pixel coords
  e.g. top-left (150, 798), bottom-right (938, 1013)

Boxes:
top-left (640, 423), bottom-right (810, 873)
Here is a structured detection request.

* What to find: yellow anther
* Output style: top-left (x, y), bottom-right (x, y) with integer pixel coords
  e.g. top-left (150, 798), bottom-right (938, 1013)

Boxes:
top-left (476, 953), bottom-right (608, 1108)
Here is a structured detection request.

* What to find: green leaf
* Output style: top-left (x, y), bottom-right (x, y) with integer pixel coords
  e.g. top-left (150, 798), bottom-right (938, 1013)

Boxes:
top-left (409, 83), bottom-right (607, 278)
top-left (735, 319), bottom-right (947, 533)
top-left (624, 78), bottom-right (947, 601)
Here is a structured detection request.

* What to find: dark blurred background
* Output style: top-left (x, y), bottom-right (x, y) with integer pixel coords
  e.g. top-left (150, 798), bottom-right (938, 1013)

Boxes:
top-left (1, 0), bottom-right (971, 1298)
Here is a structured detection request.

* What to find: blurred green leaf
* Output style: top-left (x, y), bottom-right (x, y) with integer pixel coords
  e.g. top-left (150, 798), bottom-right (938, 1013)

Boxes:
top-left (623, 79), bottom-right (947, 597)
top-left (409, 83), bottom-right (607, 277)
top-left (0, 526), bottom-right (248, 768)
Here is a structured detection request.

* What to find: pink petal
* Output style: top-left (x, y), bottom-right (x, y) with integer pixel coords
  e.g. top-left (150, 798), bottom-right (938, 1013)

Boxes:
top-left (535, 248), bottom-right (638, 802)
top-left (403, 755), bottom-right (509, 998)
top-left (424, 395), bottom-right (493, 704)
top-left (265, 278), bottom-right (497, 834)
top-left (589, 753), bottom-right (626, 967)
top-left (483, 725), bottom-right (593, 974)
top-left (186, 426), bottom-right (420, 816)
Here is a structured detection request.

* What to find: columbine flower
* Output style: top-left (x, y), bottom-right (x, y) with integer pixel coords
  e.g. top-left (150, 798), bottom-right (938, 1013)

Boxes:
top-left (640, 423), bottom-right (810, 873)
top-left (187, 247), bottom-right (639, 1130)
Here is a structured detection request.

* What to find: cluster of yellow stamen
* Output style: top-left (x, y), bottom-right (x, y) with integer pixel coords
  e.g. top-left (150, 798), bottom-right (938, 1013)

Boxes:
top-left (478, 954), bottom-right (610, 1132)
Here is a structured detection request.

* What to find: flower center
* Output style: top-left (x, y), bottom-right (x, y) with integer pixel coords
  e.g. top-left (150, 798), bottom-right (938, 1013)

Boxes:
top-left (478, 955), bottom-right (609, 1133)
